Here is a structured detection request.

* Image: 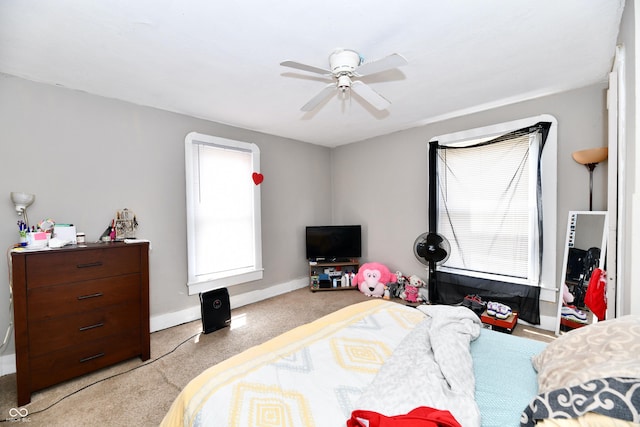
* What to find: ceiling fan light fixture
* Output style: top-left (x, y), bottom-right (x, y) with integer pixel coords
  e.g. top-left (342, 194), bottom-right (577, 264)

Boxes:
top-left (329, 49), bottom-right (361, 74)
top-left (280, 48), bottom-right (407, 112)
top-left (337, 75), bottom-right (351, 92)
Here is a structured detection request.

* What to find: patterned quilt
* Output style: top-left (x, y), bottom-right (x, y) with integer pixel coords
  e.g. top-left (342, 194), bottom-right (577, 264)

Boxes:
top-left (161, 300), bottom-right (426, 427)
top-left (524, 315), bottom-right (640, 427)
top-left (521, 377), bottom-right (640, 426)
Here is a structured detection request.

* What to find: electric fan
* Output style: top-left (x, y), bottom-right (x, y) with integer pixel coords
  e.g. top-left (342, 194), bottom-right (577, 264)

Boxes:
top-left (414, 232), bottom-right (451, 265)
top-left (413, 232), bottom-right (451, 303)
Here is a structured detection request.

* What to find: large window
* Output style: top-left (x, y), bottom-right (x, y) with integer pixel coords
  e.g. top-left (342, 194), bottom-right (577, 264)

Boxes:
top-left (431, 115), bottom-right (557, 302)
top-left (185, 132), bottom-right (262, 295)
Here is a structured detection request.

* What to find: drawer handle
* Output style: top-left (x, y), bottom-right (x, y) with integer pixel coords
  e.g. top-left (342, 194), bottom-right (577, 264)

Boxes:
top-left (79, 352), bottom-right (105, 363)
top-left (76, 261), bottom-right (103, 269)
top-left (77, 292), bottom-right (103, 300)
top-left (79, 322), bottom-right (104, 332)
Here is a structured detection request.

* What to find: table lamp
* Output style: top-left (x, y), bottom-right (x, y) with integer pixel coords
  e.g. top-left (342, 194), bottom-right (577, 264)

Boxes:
top-left (11, 191), bottom-right (35, 228)
top-left (571, 147), bottom-right (608, 211)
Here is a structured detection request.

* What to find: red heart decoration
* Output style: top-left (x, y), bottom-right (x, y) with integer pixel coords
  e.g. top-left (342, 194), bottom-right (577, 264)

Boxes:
top-left (252, 172), bottom-right (264, 185)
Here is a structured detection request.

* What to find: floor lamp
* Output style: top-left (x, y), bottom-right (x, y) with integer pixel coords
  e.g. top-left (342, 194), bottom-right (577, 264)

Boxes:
top-left (571, 147), bottom-right (608, 211)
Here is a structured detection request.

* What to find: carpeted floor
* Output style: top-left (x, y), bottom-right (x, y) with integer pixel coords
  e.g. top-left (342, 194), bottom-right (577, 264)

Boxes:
top-left (0, 288), bottom-right (554, 426)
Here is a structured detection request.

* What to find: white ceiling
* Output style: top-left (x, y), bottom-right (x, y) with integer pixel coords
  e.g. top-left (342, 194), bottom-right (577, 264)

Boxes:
top-left (0, 1), bottom-right (624, 147)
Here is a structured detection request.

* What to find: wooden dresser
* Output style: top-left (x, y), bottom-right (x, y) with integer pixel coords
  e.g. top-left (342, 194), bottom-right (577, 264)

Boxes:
top-left (11, 241), bottom-right (150, 406)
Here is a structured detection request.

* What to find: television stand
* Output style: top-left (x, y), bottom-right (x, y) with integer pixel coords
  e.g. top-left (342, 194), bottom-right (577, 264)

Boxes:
top-left (313, 257), bottom-right (352, 263)
top-left (308, 259), bottom-right (359, 292)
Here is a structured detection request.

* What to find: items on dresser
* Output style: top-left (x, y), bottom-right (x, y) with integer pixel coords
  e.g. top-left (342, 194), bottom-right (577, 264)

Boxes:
top-left (99, 208), bottom-right (139, 242)
top-left (11, 241), bottom-right (150, 406)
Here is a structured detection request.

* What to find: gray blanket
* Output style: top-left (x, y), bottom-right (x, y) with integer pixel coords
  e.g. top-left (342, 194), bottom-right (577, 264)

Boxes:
top-left (353, 304), bottom-right (482, 427)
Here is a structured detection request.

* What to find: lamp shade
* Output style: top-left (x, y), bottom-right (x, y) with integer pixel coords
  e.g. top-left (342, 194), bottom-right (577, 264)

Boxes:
top-left (10, 192), bottom-right (35, 212)
top-left (572, 147), bottom-right (608, 165)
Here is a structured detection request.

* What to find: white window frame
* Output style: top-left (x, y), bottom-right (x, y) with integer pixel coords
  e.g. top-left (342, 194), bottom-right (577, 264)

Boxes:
top-left (185, 132), bottom-right (263, 295)
top-left (430, 114), bottom-right (557, 302)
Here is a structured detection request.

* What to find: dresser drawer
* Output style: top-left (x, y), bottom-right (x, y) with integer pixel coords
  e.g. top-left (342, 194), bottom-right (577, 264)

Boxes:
top-left (25, 245), bottom-right (141, 289)
top-left (27, 274), bottom-right (140, 321)
top-left (11, 242), bottom-right (150, 406)
top-left (28, 301), bottom-right (140, 357)
top-left (29, 331), bottom-right (142, 392)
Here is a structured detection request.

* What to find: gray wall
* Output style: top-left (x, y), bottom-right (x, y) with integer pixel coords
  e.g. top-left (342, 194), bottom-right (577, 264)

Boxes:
top-left (332, 84), bottom-right (609, 321)
top-left (0, 72), bottom-right (614, 360)
top-left (0, 74), bottom-right (332, 358)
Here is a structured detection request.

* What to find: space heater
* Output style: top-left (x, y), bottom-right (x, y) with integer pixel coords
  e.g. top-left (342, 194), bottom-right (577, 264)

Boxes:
top-left (199, 288), bottom-right (231, 334)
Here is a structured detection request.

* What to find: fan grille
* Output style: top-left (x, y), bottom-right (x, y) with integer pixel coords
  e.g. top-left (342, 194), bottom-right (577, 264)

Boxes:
top-left (413, 232), bottom-right (451, 265)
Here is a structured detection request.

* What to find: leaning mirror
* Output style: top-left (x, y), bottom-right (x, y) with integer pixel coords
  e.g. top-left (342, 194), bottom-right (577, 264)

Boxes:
top-left (556, 211), bottom-right (607, 335)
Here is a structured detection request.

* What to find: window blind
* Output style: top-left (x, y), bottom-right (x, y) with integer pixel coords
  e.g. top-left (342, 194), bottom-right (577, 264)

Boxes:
top-left (193, 143), bottom-right (255, 277)
top-left (438, 133), bottom-right (533, 279)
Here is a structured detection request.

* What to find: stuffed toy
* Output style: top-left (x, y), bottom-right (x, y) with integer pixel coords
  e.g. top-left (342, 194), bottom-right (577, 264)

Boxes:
top-left (417, 277), bottom-right (429, 303)
top-left (385, 271), bottom-right (408, 299)
top-left (353, 262), bottom-right (397, 297)
top-left (401, 275), bottom-right (426, 303)
top-left (400, 283), bottom-right (419, 303)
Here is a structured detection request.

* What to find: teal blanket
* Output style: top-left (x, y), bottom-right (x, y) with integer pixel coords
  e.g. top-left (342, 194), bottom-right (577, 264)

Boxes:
top-left (471, 329), bottom-right (547, 427)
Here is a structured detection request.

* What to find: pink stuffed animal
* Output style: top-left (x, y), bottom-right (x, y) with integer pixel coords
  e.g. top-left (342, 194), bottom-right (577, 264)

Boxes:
top-left (402, 284), bottom-right (420, 302)
top-left (401, 275), bottom-right (426, 303)
top-left (353, 262), bottom-right (397, 297)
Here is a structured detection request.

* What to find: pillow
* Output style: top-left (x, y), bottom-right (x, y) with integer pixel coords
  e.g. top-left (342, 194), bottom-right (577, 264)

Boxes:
top-left (532, 315), bottom-right (640, 393)
top-left (535, 412), bottom-right (640, 427)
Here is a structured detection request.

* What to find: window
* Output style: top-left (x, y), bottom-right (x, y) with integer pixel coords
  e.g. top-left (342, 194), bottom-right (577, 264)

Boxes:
top-left (431, 115), bottom-right (557, 301)
top-left (185, 132), bottom-right (262, 295)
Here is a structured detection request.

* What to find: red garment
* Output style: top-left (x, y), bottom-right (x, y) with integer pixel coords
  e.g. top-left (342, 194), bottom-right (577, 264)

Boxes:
top-left (585, 268), bottom-right (607, 320)
top-left (347, 406), bottom-right (461, 427)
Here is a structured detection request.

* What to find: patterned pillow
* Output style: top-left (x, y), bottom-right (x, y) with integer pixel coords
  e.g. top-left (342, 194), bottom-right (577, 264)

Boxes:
top-left (531, 315), bottom-right (640, 393)
top-left (531, 409), bottom-right (640, 426)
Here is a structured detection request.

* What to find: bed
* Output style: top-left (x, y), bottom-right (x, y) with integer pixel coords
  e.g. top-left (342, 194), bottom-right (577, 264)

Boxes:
top-left (161, 299), bottom-right (640, 427)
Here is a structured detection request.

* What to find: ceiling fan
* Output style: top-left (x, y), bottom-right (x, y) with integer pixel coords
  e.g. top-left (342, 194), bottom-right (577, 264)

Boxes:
top-left (280, 48), bottom-right (408, 112)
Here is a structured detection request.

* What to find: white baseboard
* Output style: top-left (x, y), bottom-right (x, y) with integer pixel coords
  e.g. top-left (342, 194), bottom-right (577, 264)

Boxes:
top-left (519, 314), bottom-right (557, 332)
top-left (539, 314), bottom-right (557, 332)
top-left (149, 277), bottom-right (308, 332)
top-left (1, 353), bottom-right (15, 377)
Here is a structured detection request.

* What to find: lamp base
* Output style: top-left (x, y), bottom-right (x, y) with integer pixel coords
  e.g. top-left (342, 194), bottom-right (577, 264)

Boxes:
top-left (585, 164), bottom-right (596, 211)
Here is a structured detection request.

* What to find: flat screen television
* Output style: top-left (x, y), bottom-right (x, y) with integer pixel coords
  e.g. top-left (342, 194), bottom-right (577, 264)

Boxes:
top-left (305, 225), bottom-right (361, 261)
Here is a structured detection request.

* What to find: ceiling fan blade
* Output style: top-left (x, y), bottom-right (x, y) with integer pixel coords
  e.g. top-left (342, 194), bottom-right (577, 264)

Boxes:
top-left (280, 60), bottom-right (332, 76)
top-left (355, 53), bottom-right (408, 76)
top-left (301, 83), bottom-right (336, 111)
top-left (350, 80), bottom-right (391, 110)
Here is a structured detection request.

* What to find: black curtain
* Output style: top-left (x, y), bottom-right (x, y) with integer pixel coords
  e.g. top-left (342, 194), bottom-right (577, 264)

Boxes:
top-left (428, 122), bottom-right (551, 325)
top-left (435, 272), bottom-right (541, 324)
